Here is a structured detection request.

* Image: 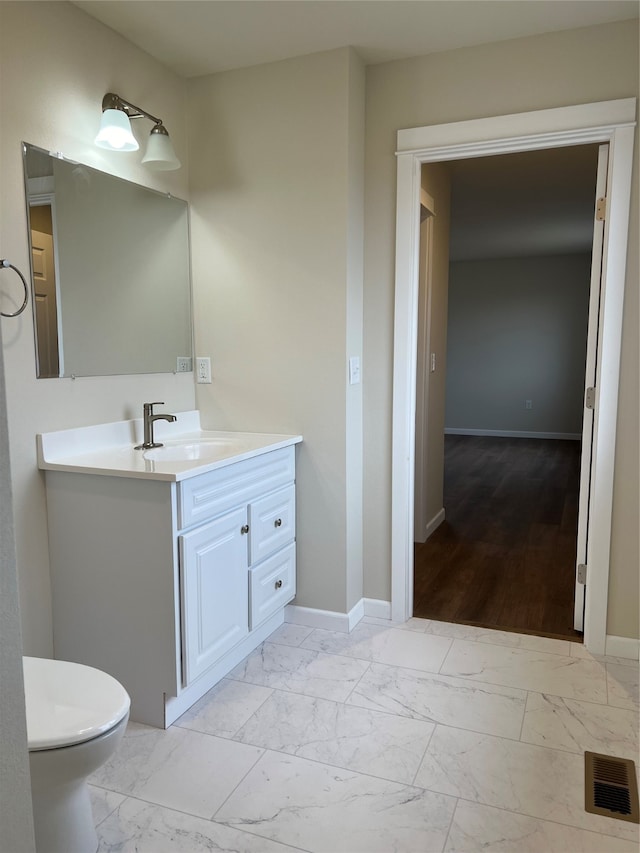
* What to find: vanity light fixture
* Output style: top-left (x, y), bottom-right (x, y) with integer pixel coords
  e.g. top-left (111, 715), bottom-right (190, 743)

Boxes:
top-left (94, 93), bottom-right (181, 171)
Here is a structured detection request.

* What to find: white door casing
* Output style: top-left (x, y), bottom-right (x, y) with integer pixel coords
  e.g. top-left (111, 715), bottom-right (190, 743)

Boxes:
top-left (391, 99), bottom-right (636, 654)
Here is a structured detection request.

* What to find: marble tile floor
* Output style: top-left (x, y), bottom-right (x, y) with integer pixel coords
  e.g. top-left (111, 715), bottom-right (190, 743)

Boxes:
top-left (90, 617), bottom-right (639, 852)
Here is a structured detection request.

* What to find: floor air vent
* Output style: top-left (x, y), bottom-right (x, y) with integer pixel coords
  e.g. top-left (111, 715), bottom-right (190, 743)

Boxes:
top-left (585, 751), bottom-right (639, 823)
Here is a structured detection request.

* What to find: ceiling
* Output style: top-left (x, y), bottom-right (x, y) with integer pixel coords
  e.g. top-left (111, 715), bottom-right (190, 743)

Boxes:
top-left (73, 0), bottom-right (638, 78)
top-left (73, 1), bottom-right (624, 261)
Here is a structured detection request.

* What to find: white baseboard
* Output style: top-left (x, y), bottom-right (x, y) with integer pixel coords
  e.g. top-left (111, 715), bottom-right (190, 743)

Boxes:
top-left (285, 599), bottom-right (392, 632)
top-left (363, 598), bottom-right (391, 620)
top-left (348, 599), bottom-right (365, 630)
top-left (444, 428), bottom-right (581, 440)
top-left (425, 508), bottom-right (445, 540)
top-left (605, 634), bottom-right (640, 660)
top-left (285, 599), bottom-right (365, 633)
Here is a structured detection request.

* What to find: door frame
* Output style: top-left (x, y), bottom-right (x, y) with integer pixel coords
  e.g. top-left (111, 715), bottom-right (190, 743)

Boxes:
top-left (391, 98), bottom-right (636, 654)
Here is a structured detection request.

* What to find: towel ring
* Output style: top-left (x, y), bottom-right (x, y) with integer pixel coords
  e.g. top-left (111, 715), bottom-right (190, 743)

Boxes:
top-left (0, 259), bottom-right (29, 318)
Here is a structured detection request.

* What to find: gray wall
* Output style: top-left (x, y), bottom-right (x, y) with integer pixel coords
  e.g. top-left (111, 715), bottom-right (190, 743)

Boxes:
top-left (445, 254), bottom-right (591, 436)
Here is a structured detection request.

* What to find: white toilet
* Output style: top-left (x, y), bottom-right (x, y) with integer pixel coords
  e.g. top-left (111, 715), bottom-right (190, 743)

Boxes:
top-left (23, 656), bottom-right (130, 853)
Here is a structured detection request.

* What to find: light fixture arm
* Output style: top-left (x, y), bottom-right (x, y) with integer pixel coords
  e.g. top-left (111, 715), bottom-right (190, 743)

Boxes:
top-left (101, 93), bottom-right (163, 128)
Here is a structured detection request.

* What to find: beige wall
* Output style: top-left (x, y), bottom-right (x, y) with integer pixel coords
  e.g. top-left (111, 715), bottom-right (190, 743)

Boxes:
top-left (363, 20), bottom-right (639, 639)
top-left (187, 47), bottom-right (365, 615)
top-left (0, 1), bottom-right (195, 655)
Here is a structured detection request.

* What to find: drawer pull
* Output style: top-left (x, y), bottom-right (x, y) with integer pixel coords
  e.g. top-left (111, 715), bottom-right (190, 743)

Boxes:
top-left (274, 518), bottom-right (283, 528)
top-left (241, 524), bottom-right (250, 535)
top-left (275, 579), bottom-right (283, 589)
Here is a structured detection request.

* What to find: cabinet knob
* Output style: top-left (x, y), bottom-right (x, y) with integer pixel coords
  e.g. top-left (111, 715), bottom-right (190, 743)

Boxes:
top-left (241, 524), bottom-right (250, 535)
top-left (274, 518), bottom-right (282, 528)
top-left (275, 579), bottom-right (283, 589)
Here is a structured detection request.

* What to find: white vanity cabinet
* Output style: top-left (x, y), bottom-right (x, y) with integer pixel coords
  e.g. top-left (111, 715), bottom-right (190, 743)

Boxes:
top-left (178, 452), bottom-right (296, 686)
top-left (42, 435), bottom-right (299, 728)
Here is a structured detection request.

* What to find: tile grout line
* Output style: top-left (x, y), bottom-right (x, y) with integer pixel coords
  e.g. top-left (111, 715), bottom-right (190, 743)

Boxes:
top-left (95, 789), bottom-right (313, 853)
top-left (208, 746), bottom-right (267, 822)
top-left (440, 795), bottom-right (462, 853)
top-left (341, 660), bottom-right (373, 705)
top-left (437, 636), bottom-right (455, 675)
top-left (443, 793), bottom-right (640, 844)
top-left (87, 784), bottom-right (123, 828)
top-left (411, 722), bottom-right (438, 788)
top-left (518, 690), bottom-right (530, 742)
top-left (215, 737), bottom-right (433, 789)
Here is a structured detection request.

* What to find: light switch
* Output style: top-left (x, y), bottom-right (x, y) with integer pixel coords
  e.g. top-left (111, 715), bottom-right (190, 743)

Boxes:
top-left (349, 356), bottom-right (361, 385)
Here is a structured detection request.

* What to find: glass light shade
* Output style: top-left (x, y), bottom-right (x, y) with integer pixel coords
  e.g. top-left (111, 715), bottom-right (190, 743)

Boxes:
top-left (95, 109), bottom-right (139, 151)
top-left (141, 126), bottom-right (181, 171)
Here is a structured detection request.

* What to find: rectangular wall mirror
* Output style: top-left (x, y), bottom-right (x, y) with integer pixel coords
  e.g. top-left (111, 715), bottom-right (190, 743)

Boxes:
top-left (22, 142), bottom-right (193, 378)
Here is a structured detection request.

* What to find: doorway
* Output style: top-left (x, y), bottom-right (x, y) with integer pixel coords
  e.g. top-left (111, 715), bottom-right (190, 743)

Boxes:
top-left (391, 99), bottom-right (636, 655)
top-left (412, 145), bottom-right (600, 641)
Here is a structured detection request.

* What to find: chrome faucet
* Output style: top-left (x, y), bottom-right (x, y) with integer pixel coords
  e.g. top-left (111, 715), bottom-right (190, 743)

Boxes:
top-left (135, 402), bottom-right (177, 450)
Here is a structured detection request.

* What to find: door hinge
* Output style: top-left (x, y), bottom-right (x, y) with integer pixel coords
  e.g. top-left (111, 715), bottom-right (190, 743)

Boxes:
top-left (596, 197), bottom-right (607, 221)
top-left (585, 387), bottom-right (596, 410)
top-left (577, 564), bottom-right (587, 585)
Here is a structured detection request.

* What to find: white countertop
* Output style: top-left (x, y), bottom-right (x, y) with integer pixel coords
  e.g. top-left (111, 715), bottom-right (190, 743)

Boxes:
top-left (37, 411), bottom-right (302, 482)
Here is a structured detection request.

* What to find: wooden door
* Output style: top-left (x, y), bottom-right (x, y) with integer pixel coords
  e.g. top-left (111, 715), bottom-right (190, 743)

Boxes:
top-left (31, 228), bottom-right (60, 377)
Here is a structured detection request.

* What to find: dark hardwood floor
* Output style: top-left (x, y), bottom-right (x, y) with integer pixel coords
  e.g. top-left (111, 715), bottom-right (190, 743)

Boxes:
top-left (413, 435), bottom-right (583, 642)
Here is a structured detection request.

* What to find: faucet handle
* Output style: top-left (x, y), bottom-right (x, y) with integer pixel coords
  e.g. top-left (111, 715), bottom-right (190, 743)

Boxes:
top-left (143, 401), bottom-right (165, 414)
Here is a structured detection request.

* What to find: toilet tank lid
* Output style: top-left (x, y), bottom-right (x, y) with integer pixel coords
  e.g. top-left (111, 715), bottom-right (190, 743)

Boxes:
top-left (23, 657), bottom-right (130, 750)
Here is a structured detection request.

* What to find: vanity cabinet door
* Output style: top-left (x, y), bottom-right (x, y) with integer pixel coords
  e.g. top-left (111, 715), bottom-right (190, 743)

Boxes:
top-left (179, 506), bottom-right (249, 686)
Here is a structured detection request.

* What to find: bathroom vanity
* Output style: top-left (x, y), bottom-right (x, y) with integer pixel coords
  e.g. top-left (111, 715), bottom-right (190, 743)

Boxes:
top-left (38, 411), bottom-right (302, 727)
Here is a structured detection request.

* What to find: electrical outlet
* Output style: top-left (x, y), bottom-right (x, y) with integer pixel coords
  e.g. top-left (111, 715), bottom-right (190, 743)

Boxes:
top-left (525, 399), bottom-right (533, 409)
top-left (196, 357), bottom-right (212, 384)
top-left (176, 357), bottom-right (192, 373)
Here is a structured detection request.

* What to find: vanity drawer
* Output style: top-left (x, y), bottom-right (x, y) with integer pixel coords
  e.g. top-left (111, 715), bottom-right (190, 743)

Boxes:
top-left (249, 543), bottom-right (296, 630)
top-left (249, 484), bottom-right (295, 565)
top-left (178, 446), bottom-right (295, 530)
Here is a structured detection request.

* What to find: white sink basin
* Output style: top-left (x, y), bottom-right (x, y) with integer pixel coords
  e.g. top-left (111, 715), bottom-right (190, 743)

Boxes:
top-left (144, 439), bottom-right (246, 462)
